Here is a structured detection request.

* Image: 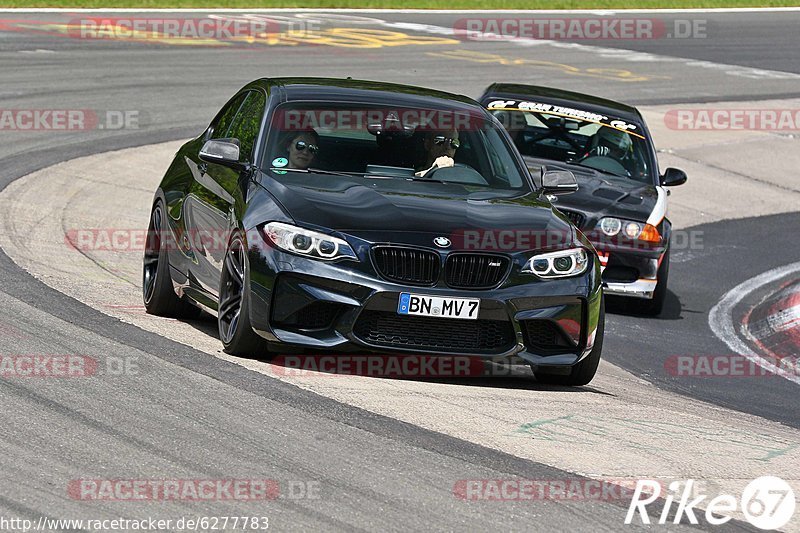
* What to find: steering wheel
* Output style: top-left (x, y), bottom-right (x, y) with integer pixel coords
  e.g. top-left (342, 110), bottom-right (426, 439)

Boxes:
top-left (423, 163), bottom-right (488, 185)
top-left (573, 155), bottom-right (630, 177)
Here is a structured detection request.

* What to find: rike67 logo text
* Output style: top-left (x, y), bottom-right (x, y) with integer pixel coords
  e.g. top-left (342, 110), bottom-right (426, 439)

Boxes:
top-left (626, 476), bottom-right (795, 530)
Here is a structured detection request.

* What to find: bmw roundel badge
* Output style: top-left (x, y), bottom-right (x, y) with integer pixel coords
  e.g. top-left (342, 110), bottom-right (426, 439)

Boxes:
top-left (434, 237), bottom-right (451, 248)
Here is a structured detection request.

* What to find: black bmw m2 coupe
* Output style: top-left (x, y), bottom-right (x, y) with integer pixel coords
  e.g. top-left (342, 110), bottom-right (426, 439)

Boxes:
top-left (143, 78), bottom-right (604, 385)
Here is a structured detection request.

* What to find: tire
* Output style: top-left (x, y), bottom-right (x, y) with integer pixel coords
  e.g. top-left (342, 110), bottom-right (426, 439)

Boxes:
top-left (634, 247), bottom-right (670, 317)
top-left (143, 201), bottom-right (201, 319)
top-left (534, 296), bottom-right (605, 386)
top-left (218, 231), bottom-right (270, 357)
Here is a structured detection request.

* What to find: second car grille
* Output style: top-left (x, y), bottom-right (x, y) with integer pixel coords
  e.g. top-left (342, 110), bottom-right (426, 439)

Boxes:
top-left (560, 209), bottom-right (585, 229)
top-left (445, 254), bottom-right (510, 289)
top-left (373, 246), bottom-right (440, 285)
top-left (353, 311), bottom-right (515, 354)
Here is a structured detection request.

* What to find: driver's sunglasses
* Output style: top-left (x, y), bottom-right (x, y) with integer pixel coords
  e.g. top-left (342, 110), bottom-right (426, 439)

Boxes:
top-left (433, 136), bottom-right (460, 149)
top-left (294, 141), bottom-right (319, 154)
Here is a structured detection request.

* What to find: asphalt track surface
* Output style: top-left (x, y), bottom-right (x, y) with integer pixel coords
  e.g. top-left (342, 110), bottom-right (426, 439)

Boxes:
top-left (0, 9), bottom-right (799, 532)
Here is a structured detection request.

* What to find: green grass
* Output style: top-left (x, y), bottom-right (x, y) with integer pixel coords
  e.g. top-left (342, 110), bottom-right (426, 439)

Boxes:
top-left (0, 0), bottom-right (798, 8)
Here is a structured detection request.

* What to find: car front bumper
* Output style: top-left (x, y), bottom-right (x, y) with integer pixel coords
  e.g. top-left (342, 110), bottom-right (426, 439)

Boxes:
top-left (245, 245), bottom-right (603, 369)
top-left (595, 243), bottom-right (665, 300)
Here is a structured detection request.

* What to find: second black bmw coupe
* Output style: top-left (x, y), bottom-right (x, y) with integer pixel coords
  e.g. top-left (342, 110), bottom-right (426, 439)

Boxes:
top-left (143, 78), bottom-right (604, 385)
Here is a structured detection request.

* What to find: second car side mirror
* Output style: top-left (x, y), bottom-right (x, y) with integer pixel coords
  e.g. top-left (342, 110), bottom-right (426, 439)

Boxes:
top-left (660, 167), bottom-right (687, 186)
top-left (541, 169), bottom-right (579, 195)
top-left (199, 138), bottom-right (248, 171)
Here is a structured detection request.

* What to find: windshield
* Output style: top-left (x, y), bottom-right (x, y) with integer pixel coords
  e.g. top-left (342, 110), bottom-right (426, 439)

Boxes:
top-left (485, 99), bottom-right (653, 183)
top-left (261, 102), bottom-right (531, 194)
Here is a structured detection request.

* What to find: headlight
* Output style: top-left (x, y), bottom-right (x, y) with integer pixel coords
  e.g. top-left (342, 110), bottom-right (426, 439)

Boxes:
top-left (522, 248), bottom-right (589, 279)
top-left (600, 217), bottom-right (621, 236)
top-left (624, 221), bottom-right (643, 239)
top-left (263, 222), bottom-right (358, 261)
top-left (598, 217), bottom-right (661, 243)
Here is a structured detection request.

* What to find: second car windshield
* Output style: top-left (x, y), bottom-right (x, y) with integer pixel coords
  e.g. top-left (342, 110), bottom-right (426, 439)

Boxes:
top-left (262, 102), bottom-right (530, 193)
top-left (488, 106), bottom-right (653, 183)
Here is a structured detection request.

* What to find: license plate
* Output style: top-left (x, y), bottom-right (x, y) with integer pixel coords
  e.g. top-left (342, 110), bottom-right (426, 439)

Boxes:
top-left (397, 293), bottom-right (480, 320)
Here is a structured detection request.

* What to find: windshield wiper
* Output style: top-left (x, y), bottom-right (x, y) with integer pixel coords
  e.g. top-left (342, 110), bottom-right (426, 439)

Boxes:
top-left (271, 167), bottom-right (478, 186)
top-left (404, 176), bottom-right (448, 184)
top-left (270, 167), bottom-right (361, 179)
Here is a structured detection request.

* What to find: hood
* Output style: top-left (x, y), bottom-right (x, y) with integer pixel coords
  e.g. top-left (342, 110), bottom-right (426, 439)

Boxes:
top-left (256, 172), bottom-right (575, 247)
top-left (526, 159), bottom-right (658, 222)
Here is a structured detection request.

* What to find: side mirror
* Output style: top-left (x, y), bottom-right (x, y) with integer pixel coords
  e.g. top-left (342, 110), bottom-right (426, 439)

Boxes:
top-left (660, 167), bottom-right (687, 186)
top-left (541, 169), bottom-right (578, 195)
top-left (199, 138), bottom-right (247, 170)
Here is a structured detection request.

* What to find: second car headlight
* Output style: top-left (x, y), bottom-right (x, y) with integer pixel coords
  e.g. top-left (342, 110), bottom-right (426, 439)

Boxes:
top-left (522, 248), bottom-right (589, 279)
top-left (598, 217), bottom-right (661, 243)
top-left (263, 222), bottom-right (358, 261)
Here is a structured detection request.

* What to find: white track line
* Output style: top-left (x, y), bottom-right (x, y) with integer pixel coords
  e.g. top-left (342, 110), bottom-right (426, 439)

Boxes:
top-left (709, 261), bottom-right (800, 385)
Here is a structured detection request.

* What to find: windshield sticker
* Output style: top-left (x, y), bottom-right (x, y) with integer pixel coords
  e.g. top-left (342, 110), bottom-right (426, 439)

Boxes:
top-left (271, 157), bottom-right (288, 168)
top-left (486, 99), bottom-right (644, 138)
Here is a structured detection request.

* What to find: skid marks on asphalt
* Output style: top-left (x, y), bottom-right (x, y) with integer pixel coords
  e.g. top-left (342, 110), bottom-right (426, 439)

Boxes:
top-left (512, 414), bottom-right (800, 463)
top-left (426, 49), bottom-right (668, 82)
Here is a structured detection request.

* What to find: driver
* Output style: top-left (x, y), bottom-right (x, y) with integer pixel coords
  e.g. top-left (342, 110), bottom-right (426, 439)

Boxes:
top-left (416, 129), bottom-right (460, 173)
top-left (585, 127), bottom-right (632, 161)
top-left (580, 126), bottom-right (639, 176)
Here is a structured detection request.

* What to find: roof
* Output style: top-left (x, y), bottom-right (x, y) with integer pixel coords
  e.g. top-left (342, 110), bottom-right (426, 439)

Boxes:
top-left (254, 77), bottom-right (482, 112)
top-left (481, 83), bottom-right (642, 124)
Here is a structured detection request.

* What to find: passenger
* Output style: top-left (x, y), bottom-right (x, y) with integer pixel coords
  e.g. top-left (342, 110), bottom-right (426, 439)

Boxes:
top-left (282, 129), bottom-right (320, 170)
